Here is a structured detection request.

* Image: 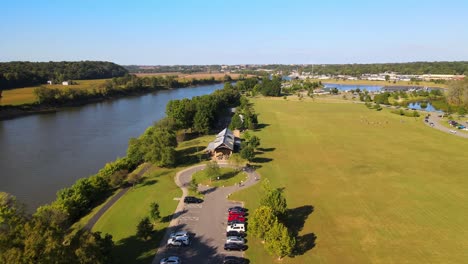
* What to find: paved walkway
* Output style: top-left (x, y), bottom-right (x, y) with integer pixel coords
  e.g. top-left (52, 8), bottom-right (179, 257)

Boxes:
top-left (152, 162), bottom-right (260, 264)
top-left (84, 163), bottom-right (152, 231)
top-left (424, 114), bottom-right (468, 138)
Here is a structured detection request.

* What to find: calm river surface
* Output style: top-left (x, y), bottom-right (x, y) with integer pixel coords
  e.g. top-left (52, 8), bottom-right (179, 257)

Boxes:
top-left (0, 83), bottom-right (223, 211)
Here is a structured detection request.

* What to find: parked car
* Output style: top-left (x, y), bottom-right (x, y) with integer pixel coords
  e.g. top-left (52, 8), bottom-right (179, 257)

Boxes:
top-left (226, 236), bottom-right (245, 244)
top-left (170, 231), bottom-right (189, 239)
top-left (160, 256), bottom-right (182, 264)
top-left (228, 206), bottom-right (247, 212)
top-left (224, 243), bottom-right (246, 251)
top-left (227, 224), bottom-right (245, 232)
top-left (228, 211), bottom-right (246, 217)
top-left (184, 196), bottom-right (203, 204)
top-left (223, 256), bottom-right (247, 264)
top-left (167, 236), bottom-right (190, 247)
top-left (228, 215), bottom-right (246, 223)
top-left (226, 230), bottom-right (246, 237)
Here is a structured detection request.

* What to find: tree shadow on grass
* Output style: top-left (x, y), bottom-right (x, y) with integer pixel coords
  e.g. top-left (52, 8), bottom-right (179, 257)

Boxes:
top-left (255, 123), bottom-right (270, 130)
top-left (160, 209), bottom-right (188, 223)
top-left (112, 226), bottom-right (171, 264)
top-left (283, 205), bottom-right (316, 257)
top-left (251, 157), bottom-right (273, 163)
top-left (285, 205), bottom-right (314, 235)
top-left (257, 147), bottom-right (276, 152)
top-left (293, 233), bottom-right (317, 256)
top-left (176, 146), bottom-right (208, 167)
top-left (140, 179), bottom-right (158, 187)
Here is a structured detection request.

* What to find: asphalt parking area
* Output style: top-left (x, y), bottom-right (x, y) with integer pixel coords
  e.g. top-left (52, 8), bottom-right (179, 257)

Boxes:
top-left (153, 164), bottom-right (259, 264)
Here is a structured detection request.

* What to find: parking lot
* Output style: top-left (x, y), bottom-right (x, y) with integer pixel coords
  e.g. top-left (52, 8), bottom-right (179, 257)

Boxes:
top-left (153, 164), bottom-right (258, 264)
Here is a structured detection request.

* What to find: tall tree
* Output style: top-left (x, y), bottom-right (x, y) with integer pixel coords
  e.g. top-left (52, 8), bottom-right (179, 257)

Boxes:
top-left (149, 202), bottom-right (161, 225)
top-left (260, 189), bottom-right (287, 218)
top-left (264, 220), bottom-right (295, 260)
top-left (249, 206), bottom-right (277, 240)
top-left (136, 217), bottom-right (153, 241)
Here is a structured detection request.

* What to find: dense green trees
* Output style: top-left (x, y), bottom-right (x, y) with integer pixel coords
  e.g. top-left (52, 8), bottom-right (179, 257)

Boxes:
top-left (257, 76), bottom-right (282, 96)
top-left (249, 206), bottom-right (277, 240)
top-left (166, 83), bottom-right (241, 134)
top-left (249, 183), bottom-right (295, 259)
top-left (447, 78), bottom-right (468, 107)
top-left (0, 61), bottom-right (127, 90)
top-left (0, 192), bottom-right (114, 263)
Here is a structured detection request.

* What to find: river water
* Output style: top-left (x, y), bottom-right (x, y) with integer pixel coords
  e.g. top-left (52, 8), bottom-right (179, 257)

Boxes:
top-left (0, 83), bottom-right (223, 211)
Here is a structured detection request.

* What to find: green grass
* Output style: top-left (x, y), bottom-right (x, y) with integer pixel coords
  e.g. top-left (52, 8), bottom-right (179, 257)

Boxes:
top-left (193, 167), bottom-right (248, 187)
top-left (92, 166), bottom-right (180, 264)
top-left (231, 98), bottom-right (468, 264)
top-left (90, 135), bottom-right (213, 263)
top-left (0, 79), bottom-right (108, 105)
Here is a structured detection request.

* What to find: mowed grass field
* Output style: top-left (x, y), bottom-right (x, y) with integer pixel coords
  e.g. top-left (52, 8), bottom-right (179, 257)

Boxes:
top-left (0, 79), bottom-right (108, 105)
top-left (231, 98), bottom-right (468, 263)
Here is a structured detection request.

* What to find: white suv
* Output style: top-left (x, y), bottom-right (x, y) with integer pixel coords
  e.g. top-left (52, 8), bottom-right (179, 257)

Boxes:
top-left (170, 231), bottom-right (189, 239)
top-left (226, 224), bottom-right (245, 232)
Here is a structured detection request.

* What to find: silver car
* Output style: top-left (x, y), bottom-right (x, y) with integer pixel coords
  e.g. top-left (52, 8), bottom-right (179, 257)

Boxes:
top-left (167, 236), bottom-right (190, 247)
top-left (226, 236), bottom-right (245, 244)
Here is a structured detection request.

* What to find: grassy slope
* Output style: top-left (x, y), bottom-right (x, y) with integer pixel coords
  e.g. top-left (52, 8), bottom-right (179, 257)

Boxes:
top-left (231, 98), bottom-right (468, 264)
top-left (90, 135), bottom-right (213, 264)
top-left (0, 79), bottom-right (108, 105)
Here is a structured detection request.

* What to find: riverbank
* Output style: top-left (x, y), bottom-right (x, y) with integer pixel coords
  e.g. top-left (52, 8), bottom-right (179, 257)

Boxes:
top-left (0, 81), bottom-right (224, 121)
top-left (0, 83), bottom-right (225, 211)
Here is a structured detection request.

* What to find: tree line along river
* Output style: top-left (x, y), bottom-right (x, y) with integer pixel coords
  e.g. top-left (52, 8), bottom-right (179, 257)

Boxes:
top-left (0, 83), bottom-right (223, 211)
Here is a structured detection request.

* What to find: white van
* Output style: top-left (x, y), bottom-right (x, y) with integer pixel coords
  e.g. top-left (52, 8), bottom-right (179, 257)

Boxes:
top-left (226, 223), bottom-right (245, 232)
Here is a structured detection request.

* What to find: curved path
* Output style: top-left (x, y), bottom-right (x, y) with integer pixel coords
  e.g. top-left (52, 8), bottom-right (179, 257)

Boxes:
top-left (84, 163), bottom-right (152, 231)
top-left (152, 162), bottom-right (260, 264)
top-left (425, 114), bottom-right (468, 138)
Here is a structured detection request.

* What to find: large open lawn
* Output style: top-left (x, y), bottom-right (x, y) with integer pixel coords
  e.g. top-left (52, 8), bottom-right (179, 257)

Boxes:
top-left (0, 79), bottom-right (108, 105)
top-left (231, 98), bottom-right (468, 263)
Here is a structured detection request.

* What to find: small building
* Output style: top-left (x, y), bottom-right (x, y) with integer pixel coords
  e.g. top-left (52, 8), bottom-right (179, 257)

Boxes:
top-left (206, 128), bottom-right (240, 160)
top-left (62, 81), bottom-right (70, 86)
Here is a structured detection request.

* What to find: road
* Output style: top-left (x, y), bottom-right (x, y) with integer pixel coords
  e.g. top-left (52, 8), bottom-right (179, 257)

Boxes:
top-left (424, 114), bottom-right (468, 138)
top-left (152, 162), bottom-right (260, 264)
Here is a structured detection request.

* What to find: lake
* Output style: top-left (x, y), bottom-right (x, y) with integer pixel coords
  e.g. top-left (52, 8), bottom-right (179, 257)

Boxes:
top-left (407, 101), bottom-right (444, 113)
top-left (0, 83), bottom-right (223, 211)
top-left (323, 83), bottom-right (383, 92)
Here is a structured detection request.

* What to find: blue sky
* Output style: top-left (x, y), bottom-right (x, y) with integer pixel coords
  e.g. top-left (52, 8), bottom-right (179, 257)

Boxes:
top-left (1, 0), bottom-right (467, 65)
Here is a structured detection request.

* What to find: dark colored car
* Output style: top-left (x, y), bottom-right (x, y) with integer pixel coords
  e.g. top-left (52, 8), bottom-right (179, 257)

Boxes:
top-left (226, 231), bottom-right (246, 237)
top-left (224, 243), bottom-right (246, 251)
top-left (228, 206), bottom-right (247, 212)
top-left (184, 196), bottom-right (203, 204)
top-left (223, 256), bottom-right (247, 264)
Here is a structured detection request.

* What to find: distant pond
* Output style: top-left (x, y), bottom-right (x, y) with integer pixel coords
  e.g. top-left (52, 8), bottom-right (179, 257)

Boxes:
top-left (407, 101), bottom-right (444, 113)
